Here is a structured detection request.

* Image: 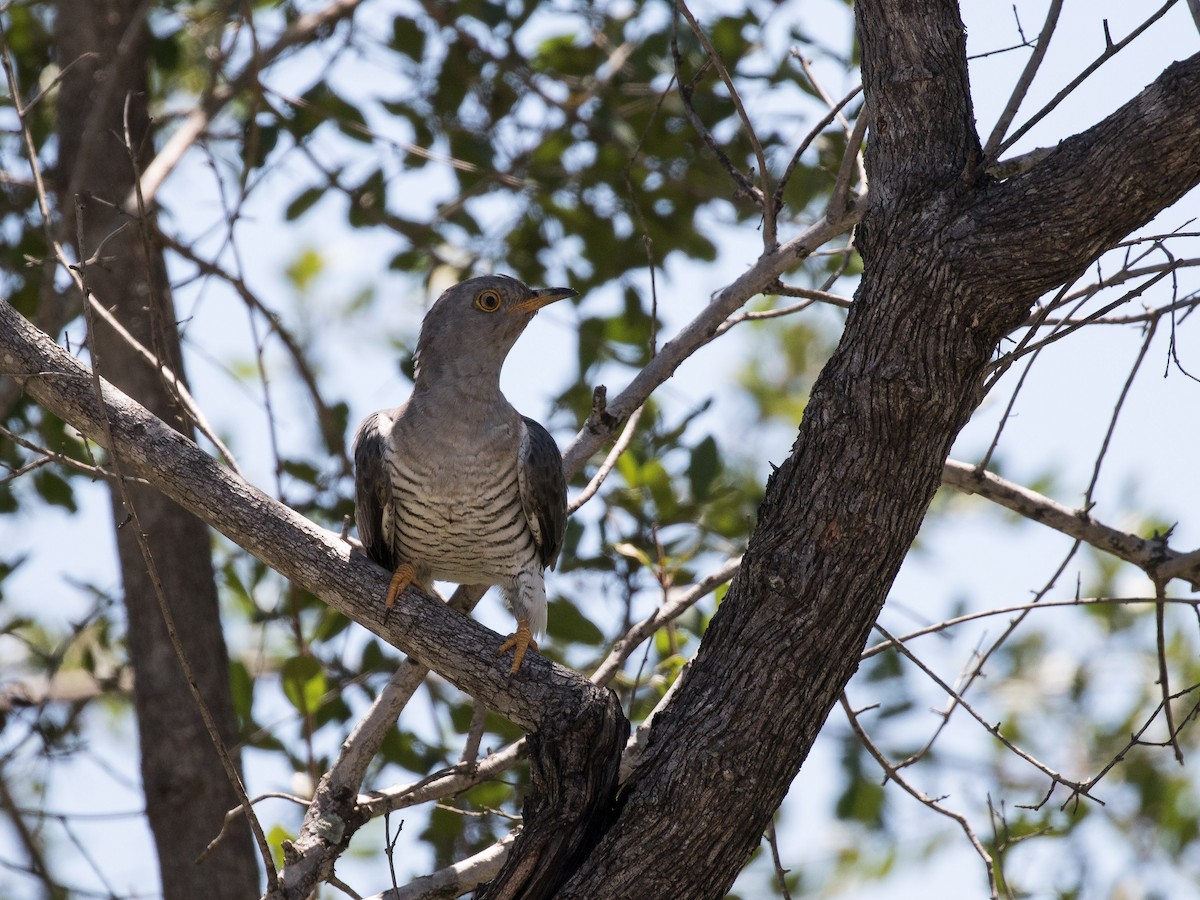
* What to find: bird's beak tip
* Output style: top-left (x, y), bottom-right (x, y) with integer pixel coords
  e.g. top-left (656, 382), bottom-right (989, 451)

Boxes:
top-left (514, 286), bottom-right (578, 313)
top-left (536, 286), bottom-right (578, 303)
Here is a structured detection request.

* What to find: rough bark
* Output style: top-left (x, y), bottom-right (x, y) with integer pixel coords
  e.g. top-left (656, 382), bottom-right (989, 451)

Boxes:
top-left (54, 1), bottom-right (259, 895)
top-left (5, 0), bottom-right (1199, 897)
top-left (551, 2), bottom-right (1200, 897)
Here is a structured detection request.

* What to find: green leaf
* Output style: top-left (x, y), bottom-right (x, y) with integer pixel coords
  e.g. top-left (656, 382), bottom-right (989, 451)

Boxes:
top-left (285, 186), bottom-right (324, 221)
top-left (33, 469), bottom-right (76, 511)
top-left (228, 659), bottom-right (254, 735)
top-left (688, 436), bottom-right (720, 502)
top-left (546, 597), bottom-right (604, 645)
top-left (280, 655), bottom-right (325, 715)
top-left (391, 15), bottom-right (426, 59)
top-left (285, 247), bottom-right (324, 292)
top-left (267, 824), bottom-right (294, 870)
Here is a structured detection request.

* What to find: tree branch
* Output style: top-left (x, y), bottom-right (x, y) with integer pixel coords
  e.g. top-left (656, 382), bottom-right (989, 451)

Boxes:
top-left (131, 0), bottom-right (366, 210)
top-left (942, 459), bottom-right (1200, 589)
top-left (0, 299), bottom-right (627, 900)
top-left (962, 52), bottom-right (1200, 329)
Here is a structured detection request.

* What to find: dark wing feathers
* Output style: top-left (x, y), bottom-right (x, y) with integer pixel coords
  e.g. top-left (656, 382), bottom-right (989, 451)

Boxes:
top-left (518, 416), bottom-right (567, 570)
top-left (353, 411), bottom-right (393, 571)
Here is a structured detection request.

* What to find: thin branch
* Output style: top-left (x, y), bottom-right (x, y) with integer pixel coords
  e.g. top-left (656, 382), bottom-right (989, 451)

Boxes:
top-left (72, 197), bottom-right (278, 889)
top-left (872, 625), bottom-right (1102, 804)
top-left (568, 405), bottom-right (644, 513)
top-left (160, 232), bottom-right (351, 469)
top-left (1035, 294), bottom-right (1200, 327)
top-left (999, 1), bottom-right (1176, 155)
top-left (0, 424), bottom-right (133, 485)
top-left (368, 831), bottom-right (516, 900)
top-left (620, 658), bottom-right (691, 783)
top-left (83, 292), bottom-right (244, 477)
top-left (130, 0), bottom-right (366, 209)
top-left (862, 595), bottom-right (1199, 660)
top-left (795, 55), bottom-right (868, 192)
top-left (827, 104), bottom-right (869, 221)
top-left (717, 282), bottom-right (854, 333)
top-left (673, 0), bottom-right (775, 247)
top-left (671, 29), bottom-right (760, 206)
top-left (561, 198), bottom-right (865, 474)
top-left (1153, 575), bottom-right (1184, 764)
top-left (941, 458), bottom-right (1200, 588)
top-left (840, 694), bottom-right (998, 899)
top-left (0, 767), bottom-right (56, 892)
top-left (981, 0), bottom-right (1063, 162)
top-left (1081, 315), bottom-right (1158, 508)
top-left (774, 84), bottom-right (862, 216)
top-left (356, 740), bottom-right (528, 819)
top-left (764, 819), bottom-right (793, 900)
top-left (278, 584), bottom-right (487, 894)
top-left (1067, 681), bottom-right (1200, 807)
top-left (991, 267), bottom-right (1174, 381)
top-left (589, 556), bottom-right (741, 687)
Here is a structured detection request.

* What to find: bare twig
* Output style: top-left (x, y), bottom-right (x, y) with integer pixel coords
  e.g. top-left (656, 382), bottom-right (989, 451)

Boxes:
top-left (83, 293), bottom-right (244, 477)
top-left (590, 557), bottom-right (741, 687)
top-left (131, 0), bottom-right (367, 209)
top-left (561, 198), bottom-right (865, 474)
top-left (981, 0), bottom-right (1063, 162)
top-left (72, 197), bottom-right (277, 890)
top-left (827, 105), bottom-right (869, 221)
top-left (0, 423), bottom-right (132, 484)
top-left (368, 831), bottom-right (516, 900)
top-left (941, 458), bottom-right (1200, 588)
top-left (671, 27), bottom-right (760, 206)
top-left (1082, 315), bottom-right (1158, 508)
top-left (764, 819), bottom-right (793, 900)
top-left (160, 233), bottom-right (351, 469)
top-left (1153, 574), bottom-right (1184, 764)
top-left (1067, 682), bottom-right (1200, 808)
top-left (0, 767), bottom-right (57, 892)
top-left (673, 0), bottom-right (775, 246)
top-left (872, 625), bottom-right (1101, 803)
top-left (718, 282), bottom-right (854, 333)
top-left (840, 694), bottom-right (998, 898)
top-left (862, 595), bottom-right (1199, 660)
top-left (569, 405), bottom-right (644, 513)
top-left (773, 80), bottom-right (863, 217)
top-left (356, 740), bottom-right (528, 819)
top-left (999, 1), bottom-right (1176, 155)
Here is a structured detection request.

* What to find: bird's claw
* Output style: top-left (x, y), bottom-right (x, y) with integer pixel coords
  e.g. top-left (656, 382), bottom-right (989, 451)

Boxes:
top-left (496, 620), bottom-right (537, 674)
top-left (385, 563), bottom-right (417, 609)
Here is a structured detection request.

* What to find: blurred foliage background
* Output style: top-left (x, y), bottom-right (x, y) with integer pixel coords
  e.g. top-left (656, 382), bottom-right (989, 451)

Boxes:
top-left (2, 0), bottom-right (1199, 897)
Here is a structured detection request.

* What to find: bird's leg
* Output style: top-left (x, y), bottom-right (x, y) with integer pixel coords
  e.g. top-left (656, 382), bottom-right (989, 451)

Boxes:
top-left (385, 563), bottom-right (418, 609)
top-left (496, 618), bottom-right (538, 674)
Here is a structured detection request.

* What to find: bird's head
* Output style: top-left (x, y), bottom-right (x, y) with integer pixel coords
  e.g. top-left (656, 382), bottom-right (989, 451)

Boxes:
top-left (414, 275), bottom-right (577, 385)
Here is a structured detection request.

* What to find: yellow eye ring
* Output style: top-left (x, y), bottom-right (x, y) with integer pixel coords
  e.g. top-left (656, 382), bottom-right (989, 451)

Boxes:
top-left (474, 290), bottom-right (502, 312)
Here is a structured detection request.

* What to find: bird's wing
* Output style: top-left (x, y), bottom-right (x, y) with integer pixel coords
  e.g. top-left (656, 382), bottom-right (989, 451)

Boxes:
top-left (353, 410), bottom-right (394, 571)
top-left (517, 417), bottom-right (567, 570)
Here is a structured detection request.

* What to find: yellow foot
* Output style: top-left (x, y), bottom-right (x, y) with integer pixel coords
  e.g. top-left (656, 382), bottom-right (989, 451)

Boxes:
top-left (496, 619), bottom-right (538, 674)
top-left (385, 563), bottom-right (418, 609)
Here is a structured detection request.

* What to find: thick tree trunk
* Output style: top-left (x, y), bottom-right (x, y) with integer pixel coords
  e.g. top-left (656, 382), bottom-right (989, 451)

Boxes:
top-left (5, 1), bottom-right (1196, 897)
top-left (554, 2), bottom-right (1200, 897)
top-left (54, 1), bottom-right (259, 895)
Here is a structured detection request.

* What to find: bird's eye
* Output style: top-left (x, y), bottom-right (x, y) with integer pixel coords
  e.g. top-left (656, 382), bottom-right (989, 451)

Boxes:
top-left (474, 290), bottom-right (502, 312)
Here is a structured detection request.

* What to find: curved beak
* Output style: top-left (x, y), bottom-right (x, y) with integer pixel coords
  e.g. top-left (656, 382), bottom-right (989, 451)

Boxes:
top-left (510, 286), bottom-right (578, 314)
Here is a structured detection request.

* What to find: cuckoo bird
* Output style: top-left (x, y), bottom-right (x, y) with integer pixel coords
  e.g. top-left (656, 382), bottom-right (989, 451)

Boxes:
top-left (354, 275), bottom-right (572, 673)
